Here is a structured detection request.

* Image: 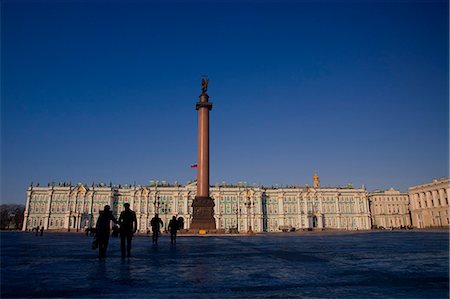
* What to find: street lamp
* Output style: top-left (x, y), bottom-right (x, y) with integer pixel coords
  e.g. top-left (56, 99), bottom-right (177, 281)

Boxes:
top-left (245, 196), bottom-right (252, 233)
top-left (252, 201), bottom-right (256, 232)
top-left (235, 206), bottom-right (241, 232)
top-left (160, 202), bottom-right (168, 232)
top-left (218, 212), bottom-right (222, 229)
top-left (153, 194), bottom-right (160, 217)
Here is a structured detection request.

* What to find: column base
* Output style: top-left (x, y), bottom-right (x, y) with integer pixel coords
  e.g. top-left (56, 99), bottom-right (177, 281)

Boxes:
top-left (191, 196), bottom-right (216, 230)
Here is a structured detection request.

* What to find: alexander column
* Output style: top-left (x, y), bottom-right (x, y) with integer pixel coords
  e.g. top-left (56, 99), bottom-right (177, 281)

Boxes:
top-left (191, 78), bottom-right (216, 230)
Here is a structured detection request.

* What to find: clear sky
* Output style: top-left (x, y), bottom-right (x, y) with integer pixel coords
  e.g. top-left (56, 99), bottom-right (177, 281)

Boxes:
top-left (1, 0), bottom-right (448, 204)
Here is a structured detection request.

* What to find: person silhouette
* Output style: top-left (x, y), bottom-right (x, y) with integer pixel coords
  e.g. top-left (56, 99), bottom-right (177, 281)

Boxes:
top-left (168, 216), bottom-right (179, 245)
top-left (95, 205), bottom-right (118, 259)
top-left (150, 214), bottom-right (163, 245)
top-left (119, 203), bottom-right (137, 258)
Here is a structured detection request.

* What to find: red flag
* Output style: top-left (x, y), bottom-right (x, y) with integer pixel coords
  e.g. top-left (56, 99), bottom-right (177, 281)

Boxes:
top-left (190, 164), bottom-right (198, 168)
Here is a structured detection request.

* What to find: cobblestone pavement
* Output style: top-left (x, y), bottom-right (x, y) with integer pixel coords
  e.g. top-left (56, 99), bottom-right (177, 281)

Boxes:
top-left (1, 230), bottom-right (448, 298)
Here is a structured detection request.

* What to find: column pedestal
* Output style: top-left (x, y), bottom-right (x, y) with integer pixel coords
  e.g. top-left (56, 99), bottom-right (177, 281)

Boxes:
top-left (191, 196), bottom-right (216, 230)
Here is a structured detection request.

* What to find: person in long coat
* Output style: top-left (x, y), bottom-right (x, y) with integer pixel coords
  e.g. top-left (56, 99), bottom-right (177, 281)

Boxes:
top-left (168, 216), bottom-right (179, 245)
top-left (95, 205), bottom-right (118, 259)
top-left (119, 203), bottom-right (137, 258)
top-left (150, 214), bottom-right (163, 245)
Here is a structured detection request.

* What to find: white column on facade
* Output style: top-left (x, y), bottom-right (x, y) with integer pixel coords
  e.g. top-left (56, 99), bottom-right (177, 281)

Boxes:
top-left (89, 191), bottom-right (94, 228)
top-left (408, 194), bottom-right (413, 210)
top-left (174, 192), bottom-right (179, 216)
top-left (65, 190), bottom-right (71, 230)
top-left (76, 193), bottom-right (82, 231)
top-left (416, 193), bottom-right (421, 209)
top-left (186, 193), bottom-right (191, 229)
top-left (413, 193), bottom-right (418, 209)
top-left (438, 189), bottom-right (446, 207)
top-left (446, 188), bottom-right (450, 205)
top-left (318, 194), bottom-right (323, 228)
top-left (419, 192), bottom-right (426, 209)
top-left (184, 192), bottom-right (189, 215)
top-left (425, 191), bottom-right (433, 208)
top-left (258, 192), bottom-right (264, 232)
top-left (82, 192), bottom-right (86, 215)
top-left (278, 193), bottom-right (284, 230)
top-left (302, 194), bottom-right (307, 228)
top-left (335, 194), bottom-right (341, 229)
top-left (432, 190), bottom-right (440, 207)
top-left (44, 191), bottom-right (53, 230)
top-left (130, 191), bottom-right (136, 210)
top-left (295, 193), bottom-right (300, 229)
top-left (137, 196), bottom-right (141, 231)
top-left (146, 193), bottom-right (151, 232)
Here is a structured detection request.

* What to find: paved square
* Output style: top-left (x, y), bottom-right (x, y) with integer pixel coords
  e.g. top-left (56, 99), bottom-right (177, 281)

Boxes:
top-left (1, 231), bottom-right (448, 298)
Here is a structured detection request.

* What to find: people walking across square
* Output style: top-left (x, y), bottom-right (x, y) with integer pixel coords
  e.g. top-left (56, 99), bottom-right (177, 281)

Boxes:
top-left (95, 205), bottom-right (118, 259)
top-left (150, 214), bottom-right (163, 245)
top-left (119, 203), bottom-right (137, 258)
top-left (168, 216), bottom-right (179, 245)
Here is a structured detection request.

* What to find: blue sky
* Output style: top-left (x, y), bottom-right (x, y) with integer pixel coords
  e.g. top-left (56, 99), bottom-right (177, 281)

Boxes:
top-left (1, 0), bottom-right (448, 204)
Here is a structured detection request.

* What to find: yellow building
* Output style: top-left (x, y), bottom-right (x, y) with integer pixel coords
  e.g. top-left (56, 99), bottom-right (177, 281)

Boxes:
top-left (368, 188), bottom-right (411, 228)
top-left (409, 178), bottom-right (449, 228)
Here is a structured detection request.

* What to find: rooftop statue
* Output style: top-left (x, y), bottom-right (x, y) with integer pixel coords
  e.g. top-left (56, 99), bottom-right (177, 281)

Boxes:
top-left (201, 77), bottom-right (208, 93)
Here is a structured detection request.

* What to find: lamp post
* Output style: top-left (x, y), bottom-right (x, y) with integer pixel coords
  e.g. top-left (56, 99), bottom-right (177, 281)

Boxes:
top-left (252, 201), bottom-right (256, 232)
top-left (245, 196), bottom-right (252, 233)
top-left (162, 203), bottom-right (168, 232)
top-left (235, 207), bottom-right (241, 232)
top-left (218, 212), bottom-right (222, 229)
top-left (153, 194), bottom-right (160, 217)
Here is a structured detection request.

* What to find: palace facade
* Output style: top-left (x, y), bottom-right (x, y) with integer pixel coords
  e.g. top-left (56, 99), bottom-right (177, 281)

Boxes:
top-left (23, 176), bottom-right (449, 232)
top-left (368, 188), bottom-right (411, 228)
top-left (409, 178), bottom-right (450, 228)
top-left (22, 176), bottom-right (371, 232)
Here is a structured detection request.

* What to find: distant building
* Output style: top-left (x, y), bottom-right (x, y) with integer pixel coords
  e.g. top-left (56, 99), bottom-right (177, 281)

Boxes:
top-left (409, 178), bottom-right (450, 228)
top-left (368, 188), bottom-right (411, 228)
top-left (22, 174), bottom-right (371, 232)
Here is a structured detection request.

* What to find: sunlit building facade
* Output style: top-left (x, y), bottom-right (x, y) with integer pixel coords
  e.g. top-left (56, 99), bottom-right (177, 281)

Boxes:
top-left (409, 178), bottom-right (450, 228)
top-left (22, 176), bottom-right (372, 232)
top-left (368, 188), bottom-right (411, 228)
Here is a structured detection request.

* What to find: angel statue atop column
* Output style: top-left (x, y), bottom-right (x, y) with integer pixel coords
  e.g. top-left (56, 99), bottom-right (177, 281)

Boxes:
top-left (201, 77), bottom-right (208, 93)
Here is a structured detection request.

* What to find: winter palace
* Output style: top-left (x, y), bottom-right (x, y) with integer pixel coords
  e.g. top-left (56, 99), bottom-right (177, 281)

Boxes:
top-left (22, 175), bottom-right (449, 233)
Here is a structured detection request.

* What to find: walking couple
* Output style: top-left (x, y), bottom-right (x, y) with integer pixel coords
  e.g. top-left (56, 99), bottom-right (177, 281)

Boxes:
top-left (95, 203), bottom-right (137, 259)
top-left (151, 214), bottom-right (182, 245)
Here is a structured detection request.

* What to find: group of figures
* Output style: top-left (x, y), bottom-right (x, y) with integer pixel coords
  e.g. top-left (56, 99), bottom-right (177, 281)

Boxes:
top-left (32, 225), bottom-right (44, 236)
top-left (92, 203), bottom-right (183, 259)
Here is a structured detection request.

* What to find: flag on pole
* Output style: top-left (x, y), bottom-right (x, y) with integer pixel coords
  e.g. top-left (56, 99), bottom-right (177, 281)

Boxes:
top-left (190, 164), bottom-right (198, 168)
